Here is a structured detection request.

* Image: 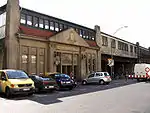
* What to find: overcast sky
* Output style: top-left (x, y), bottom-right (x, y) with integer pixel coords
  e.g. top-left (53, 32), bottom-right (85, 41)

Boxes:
top-left (0, 0), bottom-right (150, 48)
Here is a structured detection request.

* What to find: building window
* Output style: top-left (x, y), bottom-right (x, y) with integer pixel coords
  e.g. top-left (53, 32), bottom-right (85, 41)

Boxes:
top-left (102, 36), bottom-right (108, 46)
top-left (33, 17), bottom-right (38, 27)
top-left (22, 55), bottom-right (28, 64)
top-left (83, 30), bottom-right (86, 38)
top-left (39, 18), bottom-right (44, 28)
top-left (85, 31), bottom-right (89, 39)
top-left (111, 39), bottom-right (116, 48)
top-left (20, 14), bottom-right (26, 24)
top-left (91, 32), bottom-right (95, 40)
top-left (92, 37), bottom-right (95, 40)
top-left (27, 15), bottom-right (32, 26)
top-left (130, 45), bottom-right (133, 52)
top-left (79, 29), bottom-right (83, 37)
top-left (31, 55), bottom-right (36, 64)
top-left (118, 41), bottom-right (121, 50)
top-left (50, 21), bottom-right (54, 31)
top-left (89, 32), bottom-right (92, 40)
top-left (55, 22), bottom-right (59, 32)
top-left (125, 44), bottom-right (128, 51)
top-left (44, 20), bottom-right (49, 30)
top-left (134, 47), bottom-right (137, 53)
top-left (59, 23), bottom-right (63, 31)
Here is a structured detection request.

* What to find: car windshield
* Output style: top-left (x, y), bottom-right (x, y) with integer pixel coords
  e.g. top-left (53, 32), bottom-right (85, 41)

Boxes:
top-left (55, 74), bottom-right (70, 79)
top-left (104, 72), bottom-right (109, 76)
top-left (34, 75), bottom-right (52, 81)
top-left (42, 77), bottom-right (53, 81)
top-left (6, 70), bottom-right (29, 79)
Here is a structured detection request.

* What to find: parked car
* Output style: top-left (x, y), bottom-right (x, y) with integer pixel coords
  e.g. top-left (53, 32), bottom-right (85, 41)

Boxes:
top-left (0, 69), bottom-right (35, 98)
top-left (29, 75), bottom-right (57, 92)
top-left (46, 72), bottom-right (76, 90)
top-left (82, 72), bottom-right (112, 85)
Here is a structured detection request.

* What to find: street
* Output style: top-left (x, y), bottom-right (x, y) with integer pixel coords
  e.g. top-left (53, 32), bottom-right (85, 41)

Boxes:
top-left (1, 79), bottom-right (150, 113)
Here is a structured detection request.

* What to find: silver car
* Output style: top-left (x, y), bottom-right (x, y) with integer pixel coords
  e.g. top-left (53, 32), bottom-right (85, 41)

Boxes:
top-left (82, 72), bottom-right (112, 85)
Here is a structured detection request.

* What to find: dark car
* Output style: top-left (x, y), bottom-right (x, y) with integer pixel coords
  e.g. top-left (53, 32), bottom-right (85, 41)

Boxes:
top-left (48, 73), bottom-right (76, 90)
top-left (29, 75), bottom-right (57, 92)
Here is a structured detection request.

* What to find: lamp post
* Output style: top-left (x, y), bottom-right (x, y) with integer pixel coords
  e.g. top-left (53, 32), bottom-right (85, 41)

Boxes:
top-left (110, 25), bottom-right (128, 79)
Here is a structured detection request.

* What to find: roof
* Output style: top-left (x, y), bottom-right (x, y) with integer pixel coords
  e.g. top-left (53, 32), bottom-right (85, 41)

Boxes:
top-left (85, 40), bottom-right (98, 47)
top-left (101, 32), bottom-right (137, 46)
top-left (19, 25), bottom-right (54, 38)
top-left (19, 25), bottom-right (98, 47)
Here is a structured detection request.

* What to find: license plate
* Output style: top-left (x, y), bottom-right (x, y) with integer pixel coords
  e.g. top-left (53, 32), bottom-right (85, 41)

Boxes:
top-left (23, 88), bottom-right (30, 91)
top-left (49, 86), bottom-right (54, 88)
top-left (66, 81), bottom-right (71, 84)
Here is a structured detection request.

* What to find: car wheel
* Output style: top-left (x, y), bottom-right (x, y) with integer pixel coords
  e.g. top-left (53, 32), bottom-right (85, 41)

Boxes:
top-left (28, 93), bottom-right (34, 96)
top-left (69, 86), bottom-right (73, 90)
top-left (5, 87), bottom-right (11, 98)
top-left (82, 80), bottom-right (87, 85)
top-left (99, 80), bottom-right (105, 85)
top-left (106, 82), bottom-right (110, 85)
top-left (56, 86), bottom-right (61, 91)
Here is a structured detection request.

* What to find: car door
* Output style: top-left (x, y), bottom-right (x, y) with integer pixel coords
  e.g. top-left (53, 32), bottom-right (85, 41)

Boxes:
top-left (0, 71), bottom-right (8, 93)
top-left (0, 71), bottom-right (2, 93)
top-left (86, 73), bottom-right (95, 83)
top-left (93, 73), bottom-right (102, 83)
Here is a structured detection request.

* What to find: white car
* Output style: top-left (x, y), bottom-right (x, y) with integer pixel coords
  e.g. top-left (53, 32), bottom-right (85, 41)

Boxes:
top-left (82, 72), bottom-right (112, 85)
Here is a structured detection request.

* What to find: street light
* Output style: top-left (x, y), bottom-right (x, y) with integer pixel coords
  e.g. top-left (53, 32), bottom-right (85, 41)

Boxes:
top-left (113, 26), bottom-right (128, 35)
top-left (110, 25), bottom-right (128, 78)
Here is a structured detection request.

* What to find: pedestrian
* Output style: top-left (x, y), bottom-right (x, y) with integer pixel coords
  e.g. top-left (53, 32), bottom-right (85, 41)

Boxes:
top-left (70, 71), bottom-right (74, 79)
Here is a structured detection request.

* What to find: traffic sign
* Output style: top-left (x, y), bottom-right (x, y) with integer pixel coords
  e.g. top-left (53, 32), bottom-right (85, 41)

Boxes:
top-left (107, 58), bottom-right (114, 67)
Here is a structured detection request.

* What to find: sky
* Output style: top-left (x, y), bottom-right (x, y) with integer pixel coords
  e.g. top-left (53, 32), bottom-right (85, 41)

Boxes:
top-left (0, 0), bottom-right (150, 48)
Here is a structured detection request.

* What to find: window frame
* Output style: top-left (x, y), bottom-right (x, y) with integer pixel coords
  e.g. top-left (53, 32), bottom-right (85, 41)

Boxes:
top-left (20, 13), bottom-right (26, 25)
top-left (44, 19), bottom-right (50, 30)
top-left (33, 16), bottom-right (39, 28)
top-left (26, 15), bottom-right (33, 26)
top-left (54, 22), bottom-right (59, 32)
top-left (39, 18), bottom-right (44, 29)
top-left (102, 36), bottom-right (108, 46)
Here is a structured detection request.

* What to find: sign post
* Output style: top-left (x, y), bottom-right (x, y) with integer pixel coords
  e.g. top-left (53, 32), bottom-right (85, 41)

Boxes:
top-left (108, 58), bottom-right (114, 78)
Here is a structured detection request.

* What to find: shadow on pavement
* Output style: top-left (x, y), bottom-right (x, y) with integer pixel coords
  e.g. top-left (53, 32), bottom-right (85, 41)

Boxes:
top-left (0, 79), bottom-right (139, 105)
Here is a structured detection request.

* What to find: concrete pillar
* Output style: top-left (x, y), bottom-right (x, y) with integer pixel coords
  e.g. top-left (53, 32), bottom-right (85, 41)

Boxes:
top-left (37, 48), bottom-right (40, 74)
top-left (48, 44), bottom-right (54, 72)
top-left (5, 0), bottom-right (20, 69)
top-left (72, 53), bottom-right (74, 74)
top-left (95, 25), bottom-right (101, 71)
top-left (78, 48), bottom-right (82, 81)
top-left (136, 42), bottom-right (140, 63)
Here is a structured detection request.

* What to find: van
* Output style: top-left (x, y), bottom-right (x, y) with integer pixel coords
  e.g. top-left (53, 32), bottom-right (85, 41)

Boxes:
top-left (0, 69), bottom-right (35, 98)
top-left (134, 63), bottom-right (150, 81)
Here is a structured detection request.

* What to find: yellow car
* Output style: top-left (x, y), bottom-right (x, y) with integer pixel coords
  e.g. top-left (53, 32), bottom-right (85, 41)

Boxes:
top-left (0, 69), bottom-right (35, 98)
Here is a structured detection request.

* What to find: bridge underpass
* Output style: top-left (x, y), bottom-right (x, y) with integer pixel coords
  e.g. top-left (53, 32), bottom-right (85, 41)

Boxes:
top-left (101, 54), bottom-right (137, 78)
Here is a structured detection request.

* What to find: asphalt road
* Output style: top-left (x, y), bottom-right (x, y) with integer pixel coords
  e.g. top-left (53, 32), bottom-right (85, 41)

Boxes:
top-left (1, 79), bottom-right (150, 113)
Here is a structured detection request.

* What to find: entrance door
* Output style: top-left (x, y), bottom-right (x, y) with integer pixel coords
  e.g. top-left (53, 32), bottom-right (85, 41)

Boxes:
top-left (62, 65), bottom-right (72, 75)
top-left (56, 64), bottom-right (61, 73)
top-left (67, 66), bottom-right (72, 75)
